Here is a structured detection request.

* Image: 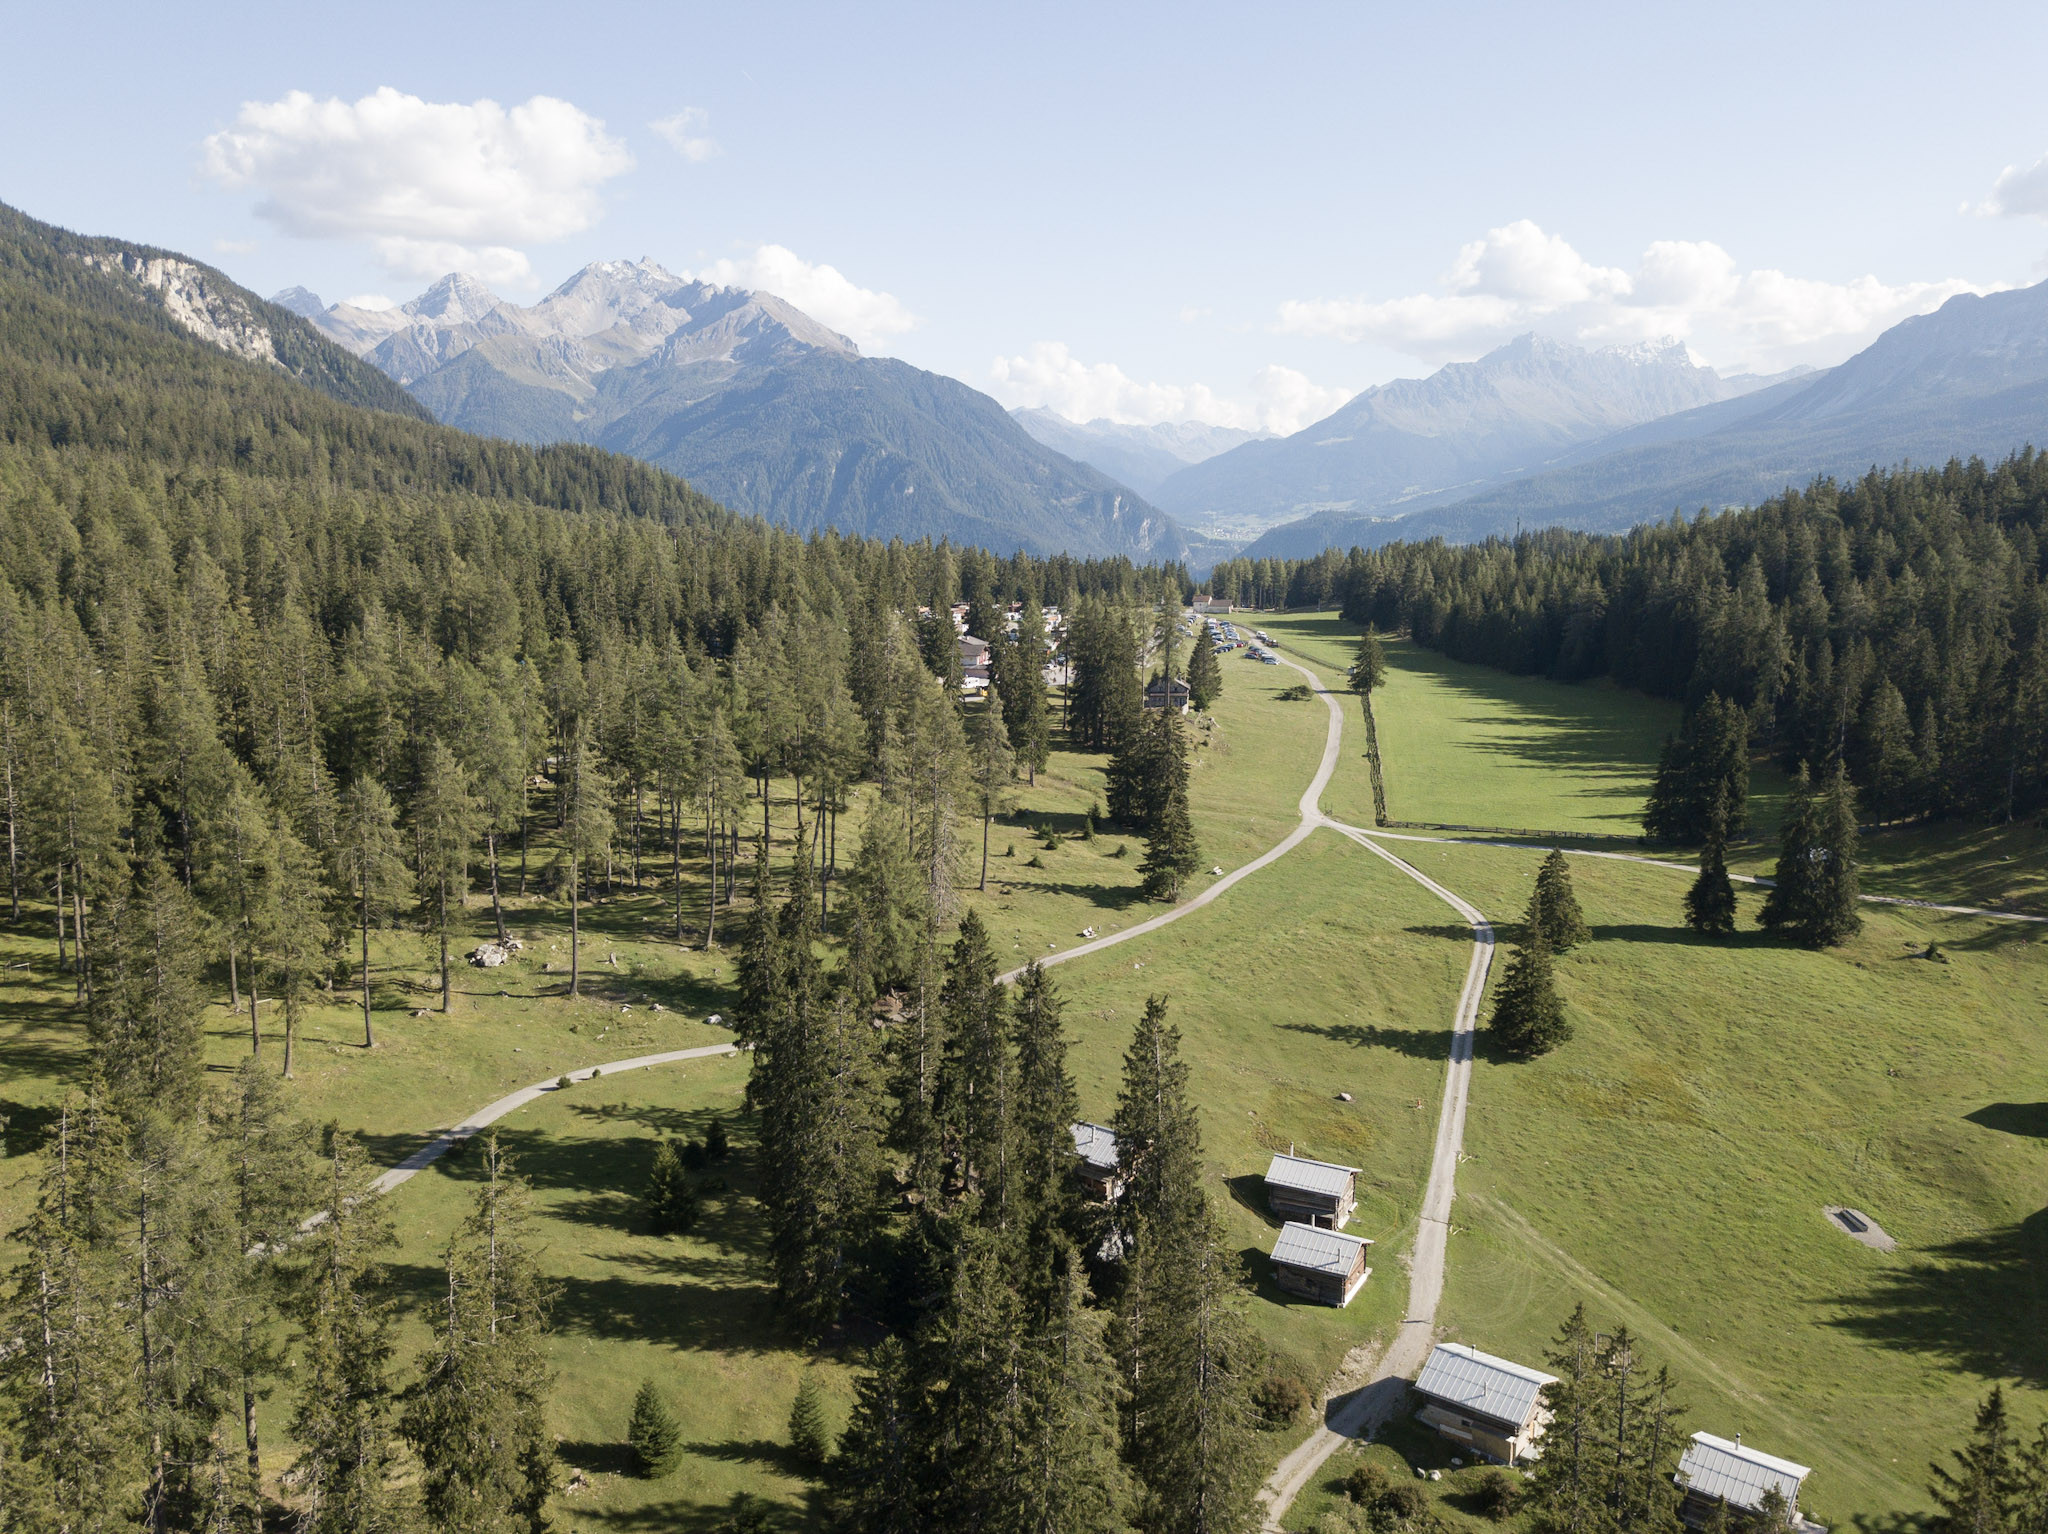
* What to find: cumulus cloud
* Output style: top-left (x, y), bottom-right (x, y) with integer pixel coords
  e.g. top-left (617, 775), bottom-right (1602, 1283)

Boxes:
top-left (201, 87), bottom-right (632, 286)
top-left (650, 108), bottom-right (720, 162)
top-left (988, 342), bottom-right (1349, 435)
top-left (1278, 220), bottom-right (1990, 372)
top-left (691, 244), bottom-right (917, 349)
top-left (1977, 152), bottom-right (2048, 220)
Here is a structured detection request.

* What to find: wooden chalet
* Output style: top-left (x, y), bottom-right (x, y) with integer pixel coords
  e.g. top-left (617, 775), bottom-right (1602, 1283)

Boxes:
top-left (1674, 1434), bottom-right (1824, 1533)
top-left (1412, 1343), bottom-right (1558, 1465)
top-left (1069, 1122), bottom-right (1123, 1201)
top-left (1143, 675), bottom-right (1191, 713)
top-left (1268, 1221), bottom-right (1371, 1306)
top-left (1264, 1152), bottom-right (1360, 1229)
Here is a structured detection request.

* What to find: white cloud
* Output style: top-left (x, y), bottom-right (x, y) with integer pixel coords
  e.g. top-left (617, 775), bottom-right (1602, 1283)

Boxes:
top-left (988, 342), bottom-right (1349, 435)
top-left (214, 238), bottom-right (258, 255)
top-left (201, 87), bottom-right (632, 287)
top-left (1278, 220), bottom-right (1991, 373)
top-left (1977, 152), bottom-right (2048, 220)
top-left (691, 244), bottom-right (917, 349)
top-left (340, 293), bottom-right (398, 311)
top-left (651, 108), bottom-right (720, 162)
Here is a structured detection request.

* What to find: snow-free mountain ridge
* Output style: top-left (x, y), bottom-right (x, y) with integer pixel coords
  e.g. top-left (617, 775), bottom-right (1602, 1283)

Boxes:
top-left (300, 262), bottom-right (1188, 563)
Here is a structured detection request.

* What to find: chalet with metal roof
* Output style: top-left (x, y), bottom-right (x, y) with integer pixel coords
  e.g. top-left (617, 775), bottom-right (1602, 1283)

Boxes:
top-left (1412, 1343), bottom-right (1558, 1465)
top-left (1675, 1434), bottom-right (1824, 1533)
top-left (1143, 675), bottom-right (1191, 713)
top-left (1268, 1221), bottom-right (1371, 1307)
top-left (1069, 1122), bottom-right (1123, 1201)
top-left (1264, 1152), bottom-right (1360, 1229)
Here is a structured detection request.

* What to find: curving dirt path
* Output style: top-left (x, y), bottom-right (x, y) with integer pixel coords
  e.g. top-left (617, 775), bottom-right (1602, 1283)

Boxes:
top-left (365, 1043), bottom-right (741, 1198)
top-left (996, 651), bottom-right (1347, 985)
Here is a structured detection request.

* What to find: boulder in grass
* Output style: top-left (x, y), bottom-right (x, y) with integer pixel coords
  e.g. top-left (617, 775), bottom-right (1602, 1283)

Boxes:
top-left (468, 943), bottom-right (513, 968)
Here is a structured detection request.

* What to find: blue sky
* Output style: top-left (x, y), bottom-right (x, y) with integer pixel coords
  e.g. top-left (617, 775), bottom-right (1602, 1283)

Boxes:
top-left (8, 0), bottom-right (2048, 432)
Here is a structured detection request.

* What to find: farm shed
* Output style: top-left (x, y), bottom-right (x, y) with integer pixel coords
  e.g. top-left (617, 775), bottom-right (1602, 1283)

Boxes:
top-left (1268, 1221), bottom-right (1371, 1306)
top-left (1264, 1152), bottom-right (1361, 1228)
top-left (1412, 1343), bottom-right (1558, 1465)
top-left (1674, 1433), bottom-right (1824, 1532)
top-left (1069, 1122), bottom-right (1123, 1201)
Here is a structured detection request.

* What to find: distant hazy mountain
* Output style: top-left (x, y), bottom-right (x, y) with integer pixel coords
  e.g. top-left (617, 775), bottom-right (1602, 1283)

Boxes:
top-left (1009, 407), bottom-right (1265, 496)
top-left (1155, 334), bottom-right (1776, 539)
top-left (1242, 280), bottom-right (2048, 558)
top-left (307, 263), bottom-right (1188, 562)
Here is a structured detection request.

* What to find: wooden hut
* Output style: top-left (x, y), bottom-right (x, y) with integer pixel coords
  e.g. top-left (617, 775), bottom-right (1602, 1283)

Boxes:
top-left (1268, 1221), bottom-right (1371, 1306)
top-left (1674, 1434), bottom-right (1824, 1532)
top-left (1263, 1152), bottom-right (1361, 1229)
top-left (1412, 1343), bottom-right (1558, 1465)
top-left (1069, 1122), bottom-right (1123, 1201)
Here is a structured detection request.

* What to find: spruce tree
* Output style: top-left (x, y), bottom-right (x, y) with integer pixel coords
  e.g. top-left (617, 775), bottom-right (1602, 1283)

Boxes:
top-left (402, 1133), bottom-right (558, 1533)
top-left (828, 1337), bottom-right (936, 1534)
top-left (1487, 923), bottom-right (1572, 1056)
top-left (1010, 962), bottom-right (1081, 1277)
top-left (1114, 996), bottom-right (1203, 1248)
top-left (968, 693), bottom-right (1015, 891)
top-left (1529, 848), bottom-right (1590, 951)
top-left (789, 1375), bottom-right (831, 1467)
top-left (1760, 761), bottom-right (1862, 948)
top-left (1001, 594), bottom-right (1054, 782)
top-left (560, 738), bottom-right (614, 998)
top-left (645, 1137), bottom-right (699, 1234)
top-left (1347, 626), bottom-right (1387, 699)
top-left (414, 741), bottom-right (481, 1015)
top-left (1015, 1259), bottom-right (1132, 1534)
top-left (1139, 777), bottom-right (1201, 902)
top-left (938, 909), bottom-right (1013, 1217)
top-left (88, 852), bottom-right (210, 1118)
top-left (627, 1380), bottom-right (683, 1477)
top-left (1684, 789), bottom-right (1738, 936)
top-left (289, 1132), bottom-right (404, 1534)
top-left (1185, 628), bottom-right (1222, 713)
top-left (1929, 1388), bottom-right (2021, 1534)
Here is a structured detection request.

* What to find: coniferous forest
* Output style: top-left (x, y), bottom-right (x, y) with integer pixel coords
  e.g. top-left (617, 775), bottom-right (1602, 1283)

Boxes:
top-left (1211, 457), bottom-right (2048, 825)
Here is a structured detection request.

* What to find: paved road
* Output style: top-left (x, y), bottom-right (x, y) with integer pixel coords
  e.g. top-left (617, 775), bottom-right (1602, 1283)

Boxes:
top-left (365, 1043), bottom-right (742, 1198)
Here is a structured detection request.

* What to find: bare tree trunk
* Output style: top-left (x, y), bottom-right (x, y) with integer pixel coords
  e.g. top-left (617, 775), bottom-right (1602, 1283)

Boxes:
top-left (248, 974), bottom-right (260, 1055)
top-left (439, 882), bottom-right (451, 1013)
top-left (361, 870), bottom-right (374, 1048)
top-left (569, 851), bottom-right (581, 998)
top-left (226, 932), bottom-right (240, 1010)
top-left (672, 808), bottom-right (684, 941)
top-left (2, 712), bottom-right (18, 922)
top-left (487, 830), bottom-right (505, 941)
top-left (632, 778), bottom-right (643, 888)
top-left (242, 1323), bottom-right (262, 1507)
top-left (53, 861), bottom-right (65, 969)
top-left (703, 808), bottom-right (718, 950)
top-left (980, 811), bottom-right (991, 890)
top-left (281, 999), bottom-right (295, 1079)
top-left (72, 885), bottom-right (86, 1004)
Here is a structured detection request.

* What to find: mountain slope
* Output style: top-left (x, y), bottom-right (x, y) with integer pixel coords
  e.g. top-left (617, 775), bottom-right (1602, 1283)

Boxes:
top-left (311, 264), bottom-right (1189, 562)
top-left (0, 203), bottom-right (430, 422)
top-left (1155, 334), bottom-right (1763, 537)
top-left (1244, 280), bottom-right (2048, 557)
top-left (1009, 407), bottom-right (1264, 496)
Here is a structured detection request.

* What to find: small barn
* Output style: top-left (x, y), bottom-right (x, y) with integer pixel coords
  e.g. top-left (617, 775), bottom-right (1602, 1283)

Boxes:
top-left (1264, 1152), bottom-right (1360, 1229)
top-left (1069, 1122), bottom-right (1123, 1201)
top-left (1674, 1434), bottom-right (1824, 1532)
top-left (1412, 1343), bottom-right (1558, 1465)
top-left (1268, 1221), bottom-right (1371, 1306)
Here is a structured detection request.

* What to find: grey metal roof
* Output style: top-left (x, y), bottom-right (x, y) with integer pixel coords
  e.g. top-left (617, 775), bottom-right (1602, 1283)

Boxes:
top-left (1675, 1434), bottom-right (1810, 1513)
top-left (1265, 1153), bottom-right (1360, 1199)
top-left (1269, 1221), bottom-right (1371, 1275)
top-left (1070, 1122), bottom-right (1120, 1172)
top-left (1413, 1344), bottom-right (1557, 1431)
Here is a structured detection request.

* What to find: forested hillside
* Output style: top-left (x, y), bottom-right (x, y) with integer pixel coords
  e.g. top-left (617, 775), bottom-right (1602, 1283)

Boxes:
top-left (1211, 453), bottom-right (2048, 823)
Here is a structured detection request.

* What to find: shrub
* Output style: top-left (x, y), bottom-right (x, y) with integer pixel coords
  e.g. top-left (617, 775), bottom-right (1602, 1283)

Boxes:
top-left (1109, 842), bottom-right (1129, 859)
top-left (1345, 1462), bottom-right (1390, 1505)
top-left (679, 1138), bottom-right (707, 1171)
top-left (1253, 1373), bottom-right (1313, 1425)
top-left (556, 1074), bottom-right (573, 1090)
top-left (789, 1375), bottom-right (831, 1466)
top-left (1474, 1468), bottom-right (1521, 1521)
top-left (1376, 1481), bottom-right (1431, 1525)
top-left (1278, 683), bottom-right (1312, 701)
top-left (628, 1379), bottom-right (683, 1475)
top-left (705, 1116), bottom-right (730, 1160)
top-left (1025, 854), bottom-right (1045, 868)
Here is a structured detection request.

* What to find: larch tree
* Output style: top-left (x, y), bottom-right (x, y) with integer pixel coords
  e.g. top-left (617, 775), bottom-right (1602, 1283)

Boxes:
top-left (559, 738), bottom-right (615, 999)
top-left (334, 777), bottom-right (408, 1047)
top-left (414, 741), bottom-right (483, 1015)
top-left (967, 691), bottom-right (1016, 892)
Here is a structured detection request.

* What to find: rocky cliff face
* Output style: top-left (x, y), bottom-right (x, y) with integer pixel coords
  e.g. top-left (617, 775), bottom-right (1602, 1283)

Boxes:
top-left (78, 250), bottom-right (282, 368)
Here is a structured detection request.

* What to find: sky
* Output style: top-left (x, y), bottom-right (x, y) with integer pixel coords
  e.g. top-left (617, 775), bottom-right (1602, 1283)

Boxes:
top-left (8, 0), bottom-right (2048, 435)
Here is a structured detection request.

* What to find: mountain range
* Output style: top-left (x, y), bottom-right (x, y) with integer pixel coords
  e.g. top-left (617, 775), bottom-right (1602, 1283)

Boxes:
top-left (1237, 283), bottom-right (2048, 560)
top-left (296, 264), bottom-right (1191, 563)
top-left (1008, 408), bottom-right (1265, 497)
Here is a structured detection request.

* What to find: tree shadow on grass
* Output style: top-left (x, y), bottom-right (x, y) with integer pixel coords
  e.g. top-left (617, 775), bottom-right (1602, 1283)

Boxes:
top-left (1226, 1173), bottom-right (1279, 1225)
top-left (1828, 1207), bottom-right (2048, 1385)
top-left (1965, 1103), bottom-right (2048, 1139)
top-left (692, 1437), bottom-right (812, 1478)
top-left (1406, 923), bottom-right (1489, 943)
top-left (1280, 1021), bottom-right (1450, 1062)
